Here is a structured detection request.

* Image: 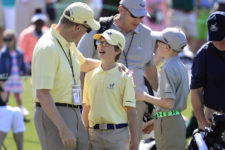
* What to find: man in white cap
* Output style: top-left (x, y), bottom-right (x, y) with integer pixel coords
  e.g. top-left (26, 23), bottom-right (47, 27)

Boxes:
top-left (82, 29), bottom-right (138, 150)
top-left (32, 2), bottom-right (101, 150)
top-left (78, 0), bottom-right (158, 141)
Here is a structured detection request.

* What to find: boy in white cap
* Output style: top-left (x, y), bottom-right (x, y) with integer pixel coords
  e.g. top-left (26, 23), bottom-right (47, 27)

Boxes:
top-left (32, 2), bottom-right (101, 150)
top-left (82, 29), bottom-right (139, 150)
top-left (136, 27), bottom-right (189, 150)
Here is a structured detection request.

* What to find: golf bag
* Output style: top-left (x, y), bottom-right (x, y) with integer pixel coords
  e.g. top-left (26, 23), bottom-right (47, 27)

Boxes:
top-left (188, 113), bottom-right (225, 150)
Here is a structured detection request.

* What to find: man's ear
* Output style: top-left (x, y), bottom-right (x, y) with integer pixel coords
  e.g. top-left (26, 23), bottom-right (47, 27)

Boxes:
top-left (73, 24), bottom-right (81, 32)
top-left (118, 5), bottom-right (123, 13)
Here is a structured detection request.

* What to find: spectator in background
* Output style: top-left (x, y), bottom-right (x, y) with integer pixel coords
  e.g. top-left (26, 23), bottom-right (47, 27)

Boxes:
top-left (0, 1), bottom-right (4, 49)
top-left (142, 0), bottom-right (167, 31)
top-left (0, 77), bottom-right (25, 150)
top-left (18, 9), bottom-right (48, 75)
top-left (0, 30), bottom-right (28, 116)
top-left (15, 0), bottom-right (45, 35)
top-left (46, 0), bottom-right (58, 26)
top-left (167, 0), bottom-right (198, 54)
top-left (191, 11), bottom-right (225, 139)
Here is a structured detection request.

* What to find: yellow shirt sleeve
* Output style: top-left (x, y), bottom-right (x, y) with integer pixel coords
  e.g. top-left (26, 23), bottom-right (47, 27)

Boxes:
top-left (123, 74), bottom-right (136, 108)
top-left (70, 43), bottom-right (85, 65)
top-left (32, 47), bottom-right (58, 90)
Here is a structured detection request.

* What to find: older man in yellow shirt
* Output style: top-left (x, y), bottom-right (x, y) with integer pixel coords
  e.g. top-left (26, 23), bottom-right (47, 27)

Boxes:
top-left (32, 2), bottom-right (101, 150)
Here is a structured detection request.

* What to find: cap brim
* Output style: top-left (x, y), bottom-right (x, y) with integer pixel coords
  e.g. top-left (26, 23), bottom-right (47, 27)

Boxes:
top-left (208, 31), bottom-right (225, 41)
top-left (93, 34), bottom-right (102, 40)
top-left (93, 33), bottom-right (116, 46)
top-left (88, 20), bottom-right (100, 30)
top-left (151, 31), bottom-right (164, 42)
top-left (129, 8), bottom-right (147, 17)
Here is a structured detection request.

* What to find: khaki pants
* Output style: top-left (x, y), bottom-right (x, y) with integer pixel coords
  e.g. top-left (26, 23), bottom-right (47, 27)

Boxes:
top-left (88, 127), bottom-right (130, 150)
top-left (34, 106), bottom-right (88, 150)
top-left (154, 115), bottom-right (186, 150)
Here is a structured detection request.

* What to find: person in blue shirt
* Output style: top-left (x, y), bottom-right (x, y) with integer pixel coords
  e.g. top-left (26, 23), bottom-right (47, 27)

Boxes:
top-left (0, 30), bottom-right (28, 116)
top-left (191, 11), bottom-right (225, 135)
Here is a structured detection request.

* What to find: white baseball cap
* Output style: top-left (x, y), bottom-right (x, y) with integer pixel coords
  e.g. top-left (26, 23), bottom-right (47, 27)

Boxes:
top-left (93, 29), bottom-right (125, 51)
top-left (63, 2), bottom-right (100, 30)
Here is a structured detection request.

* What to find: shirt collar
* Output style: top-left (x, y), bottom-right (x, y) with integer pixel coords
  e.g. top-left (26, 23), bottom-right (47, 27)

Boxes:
top-left (96, 65), bottom-right (119, 73)
top-left (50, 24), bottom-right (71, 49)
top-left (165, 56), bottom-right (180, 64)
top-left (112, 21), bottom-right (140, 34)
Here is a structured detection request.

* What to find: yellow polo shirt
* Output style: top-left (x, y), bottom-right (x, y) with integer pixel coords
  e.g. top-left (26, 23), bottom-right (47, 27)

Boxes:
top-left (32, 25), bottom-right (85, 104)
top-left (83, 65), bottom-right (136, 127)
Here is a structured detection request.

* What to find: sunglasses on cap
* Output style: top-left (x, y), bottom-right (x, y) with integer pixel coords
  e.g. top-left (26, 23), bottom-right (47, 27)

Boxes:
top-left (122, 6), bottom-right (144, 19)
top-left (3, 37), bottom-right (13, 42)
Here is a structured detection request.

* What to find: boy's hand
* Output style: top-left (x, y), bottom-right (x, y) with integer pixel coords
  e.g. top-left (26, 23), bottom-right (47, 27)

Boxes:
top-left (142, 119), bottom-right (154, 134)
top-left (135, 91), bottom-right (146, 101)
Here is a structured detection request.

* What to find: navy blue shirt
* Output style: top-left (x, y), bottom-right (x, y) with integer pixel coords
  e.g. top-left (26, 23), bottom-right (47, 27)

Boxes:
top-left (191, 42), bottom-right (225, 111)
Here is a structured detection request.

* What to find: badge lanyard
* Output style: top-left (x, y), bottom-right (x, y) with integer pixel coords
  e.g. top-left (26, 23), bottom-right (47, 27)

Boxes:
top-left (123, 33), bottom-right (135, 68)
top-left (56, 39), bottom-right (76, 85)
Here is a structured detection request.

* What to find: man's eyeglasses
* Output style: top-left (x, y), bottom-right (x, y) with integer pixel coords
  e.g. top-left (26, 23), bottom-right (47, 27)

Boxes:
top-left (96, 40), bottom-right (111, 47)
top-left (3, 37), bottom-right (13, 42)
top-left (82, 24), bottom-right (92, 33)
top-left (122, 6), bottom-right (144, 19)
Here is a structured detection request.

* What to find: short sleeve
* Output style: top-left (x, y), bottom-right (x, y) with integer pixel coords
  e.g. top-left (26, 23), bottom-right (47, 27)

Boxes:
top-left (190, 49), bottom-right (206, 89)
top-left (71, 43), bottom-right (85, 65)
top-left (33, 48), bottom-right (58, 90)
top-left (160, 68), bottom-right (176, 99)
top-left (123, 74), bottom-right (136, 107)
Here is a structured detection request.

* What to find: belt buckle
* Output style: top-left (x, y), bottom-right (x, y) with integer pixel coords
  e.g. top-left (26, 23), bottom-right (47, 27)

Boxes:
top-left (99, 124), bottom-right (107, 130)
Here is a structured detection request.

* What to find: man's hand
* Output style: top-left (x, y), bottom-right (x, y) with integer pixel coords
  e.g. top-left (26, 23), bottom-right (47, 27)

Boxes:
top-left (142, 119), bottom-right (154, 134)
top-left (59, 126), bottom-right (77, 149)
top-left (117, 63), bottom-right (129, 73)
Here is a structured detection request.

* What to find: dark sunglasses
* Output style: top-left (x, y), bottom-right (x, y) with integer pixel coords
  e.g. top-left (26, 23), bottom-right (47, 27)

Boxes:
top-left (122, 6), bottom-right (144, 19)
top-left (3, 37), bottom-right (13, 42)
top-left (81, 24), bottom-right (92, 33)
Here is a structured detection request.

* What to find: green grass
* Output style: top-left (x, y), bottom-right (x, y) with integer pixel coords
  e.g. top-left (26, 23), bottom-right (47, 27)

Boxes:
top-left (3, 78), bottom-right (193, 150)
top-left (3, 78), bottom-right (41, 150)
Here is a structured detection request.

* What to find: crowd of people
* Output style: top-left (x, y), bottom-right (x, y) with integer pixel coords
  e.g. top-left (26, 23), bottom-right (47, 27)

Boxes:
top-left (0, 0), bottom-right (225, 150)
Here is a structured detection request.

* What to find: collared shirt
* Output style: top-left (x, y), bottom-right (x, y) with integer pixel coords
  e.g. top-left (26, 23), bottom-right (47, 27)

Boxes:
top-left (157, 56), bottom-right (189, 112)
top-left (83, 65), bottom-right (136, 127)
top-left (78, 20), bottom-right (155, 93)
top-left (32, 25), bottom-right (85, 104)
